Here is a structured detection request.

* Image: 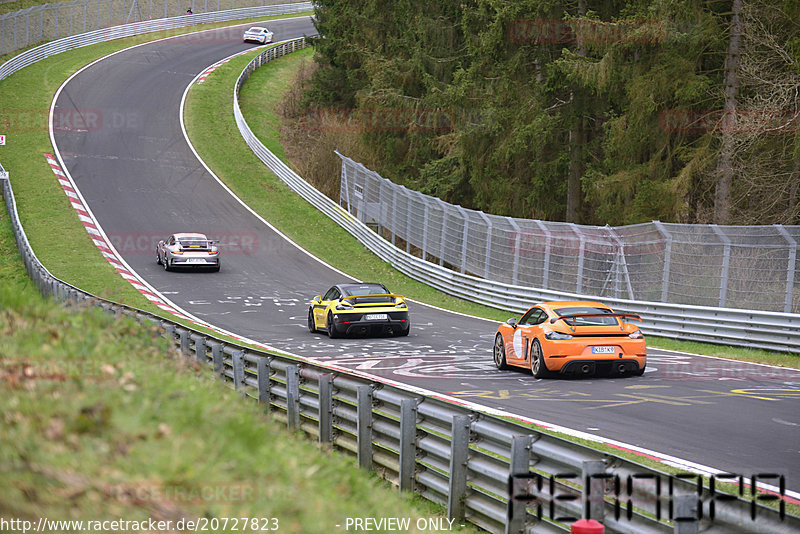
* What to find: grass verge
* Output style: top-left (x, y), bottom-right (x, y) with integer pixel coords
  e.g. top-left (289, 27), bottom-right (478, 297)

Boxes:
top-left (186, 46), bottom-right (799, 369)
top-left (0, 12), bottom-right (321, 346)
top-left (0, 202), bottom-right (478, 533)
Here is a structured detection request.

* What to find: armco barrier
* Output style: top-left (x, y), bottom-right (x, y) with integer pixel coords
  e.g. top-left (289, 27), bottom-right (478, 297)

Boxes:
top-left (233, 43), bottom-right (800, 354)
top-left (3, 171), bottom-right (799, 533)
top-left (0, 13), bottom-right (796, 534)
top-left (0, 2), bottom-right (312, 81)
top-left (0, 0), bottom-right (309, 57)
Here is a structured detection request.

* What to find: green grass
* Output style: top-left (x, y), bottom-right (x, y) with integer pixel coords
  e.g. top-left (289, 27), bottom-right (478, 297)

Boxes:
top-left (0, 208), bottom-right (478, 533)
top-left (0, 13), bottom-right (322, 345)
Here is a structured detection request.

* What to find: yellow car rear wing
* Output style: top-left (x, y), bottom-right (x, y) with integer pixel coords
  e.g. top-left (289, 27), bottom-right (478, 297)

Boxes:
top-left (341, 294), bottom-right (404, 303)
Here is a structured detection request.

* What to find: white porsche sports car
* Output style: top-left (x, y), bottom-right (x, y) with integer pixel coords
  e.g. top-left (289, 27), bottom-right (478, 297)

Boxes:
top-left (243, 26), bottom-right (273, 44)
top-left (156, 233), bottom-right (220, 272)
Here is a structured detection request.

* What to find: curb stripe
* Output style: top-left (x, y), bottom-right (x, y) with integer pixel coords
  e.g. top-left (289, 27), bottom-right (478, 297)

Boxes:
top-left (43, 152), bottom-right (188, 318)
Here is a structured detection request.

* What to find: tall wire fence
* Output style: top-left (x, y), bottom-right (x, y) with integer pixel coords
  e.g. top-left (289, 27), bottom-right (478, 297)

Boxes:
top-left (338, 153), bottom-right (800, 314)
top-left (0, 0), bottom-right (305, 56)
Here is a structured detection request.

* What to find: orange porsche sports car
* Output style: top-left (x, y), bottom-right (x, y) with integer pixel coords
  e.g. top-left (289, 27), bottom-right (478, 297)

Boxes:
top-left (493, 301), bottom-right (646, 378)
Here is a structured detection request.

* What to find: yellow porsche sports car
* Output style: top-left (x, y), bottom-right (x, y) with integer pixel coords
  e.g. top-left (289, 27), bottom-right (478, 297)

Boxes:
top-left (308, 283), bottom-right (410, 338)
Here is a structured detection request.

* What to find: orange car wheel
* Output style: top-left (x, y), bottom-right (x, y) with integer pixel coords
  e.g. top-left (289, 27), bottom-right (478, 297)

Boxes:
top-left (530, 338), bottom-right (548, 378)
top-left (493, 334), bottom-right (508, 370)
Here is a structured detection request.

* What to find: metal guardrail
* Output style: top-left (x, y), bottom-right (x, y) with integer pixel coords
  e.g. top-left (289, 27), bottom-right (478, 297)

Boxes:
top-left (0, 2), bottom-right (312, 80)
top-left (0, 0), bottom-right (310, 57)
top-left (3, 168), bottom-right (799, 532)
top-left (232, 42), bottom-right (800, 354)
top-left (0, 13), bottom-right (796, 534)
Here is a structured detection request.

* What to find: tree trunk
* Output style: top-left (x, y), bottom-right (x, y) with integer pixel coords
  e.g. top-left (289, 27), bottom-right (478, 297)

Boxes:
top-left (566, 125), bottom-right (584, 222)
top-left (566, 0), bottom-right (587, 223)
top-left (791, 141), bottom-right (800, 223)
top-left (713, 0), bottom-right (744, 225)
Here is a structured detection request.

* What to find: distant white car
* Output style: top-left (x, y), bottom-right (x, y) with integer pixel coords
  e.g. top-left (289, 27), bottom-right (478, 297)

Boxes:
top-left (243, 27), bottom-right (273, 44)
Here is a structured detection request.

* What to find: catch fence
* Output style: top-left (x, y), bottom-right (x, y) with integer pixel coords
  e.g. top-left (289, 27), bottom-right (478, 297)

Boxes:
top-left (338, 156), bottom-right (800, 314)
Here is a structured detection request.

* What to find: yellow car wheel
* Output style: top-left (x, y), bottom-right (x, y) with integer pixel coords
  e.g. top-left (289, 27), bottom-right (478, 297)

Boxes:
top-left (326, 312), bottom-right (340, 339)
top-left (307, 308), bottom-right (318, 333)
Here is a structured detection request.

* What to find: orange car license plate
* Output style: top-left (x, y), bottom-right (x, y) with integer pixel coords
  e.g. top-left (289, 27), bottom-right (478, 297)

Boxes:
top-left (592, 346), bottom-right (615, 354)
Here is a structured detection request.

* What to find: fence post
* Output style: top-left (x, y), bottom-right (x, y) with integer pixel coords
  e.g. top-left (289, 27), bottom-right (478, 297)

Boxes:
top-left (232, 350), bottom-right (245, 392)
top-left (210, 342), bottom-right (224, 376)
top-left (257, 357), bottom-right (271, 414)
top-left (447, 415), bottom-right (471, 521)
top-left (775, 225), bottom-right (796, 313)
top-left (570, 223), bottom-right (586, 294)
top-left (406, 189), bottom-right (413, 253)
top-left (673, 494), bottom-right (699, 534)
top-left (356, 385), bottom-right (373, 470)
top-left (398, 398), bottom-right (417, 492)
top-left (318, 373), bottom-right (333, 444)
top-left (194, 336), bottom-right (206, 364)
top-left (286, 364), bottom-right (300, 430)
top-left (457, 206), bottom-right (469, 274)
top-left (653, 221), bottom-right (673, 303)
top-left (582, 460), bottom-right (606, 522)
top-left (164, 323), bottom-right (175, 347)
top-left (710, 225), bottom-right (731, 307)
top-left (421, 201), bottom-right (430, 260)
top-left (505, 435), bottom-right (533, 534)
top-left (507, 217), bottom-right (521, 286)
top-left (438, 198), bottom-right (449, 266)
top-left (478, 211), bottom-right (492, 279)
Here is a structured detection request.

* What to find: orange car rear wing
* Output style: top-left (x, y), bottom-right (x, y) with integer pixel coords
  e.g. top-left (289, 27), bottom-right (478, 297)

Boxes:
top-left (550, 312), bottom-right (643, 325)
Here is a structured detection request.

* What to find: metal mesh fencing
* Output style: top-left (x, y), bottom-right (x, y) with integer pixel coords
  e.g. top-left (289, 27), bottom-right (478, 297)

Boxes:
top-left (0, 0), bottom-right (307, 56)
top-left (338, 154), bottom-right (800, 314)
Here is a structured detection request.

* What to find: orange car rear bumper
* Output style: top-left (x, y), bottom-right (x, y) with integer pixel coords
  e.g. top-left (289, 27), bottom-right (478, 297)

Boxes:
top-left (543, 339), bottom-right (646, 373)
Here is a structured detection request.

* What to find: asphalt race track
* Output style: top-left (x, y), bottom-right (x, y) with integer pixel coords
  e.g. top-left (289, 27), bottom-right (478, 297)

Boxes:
top-left (51, 16), bottom-right (800, 491)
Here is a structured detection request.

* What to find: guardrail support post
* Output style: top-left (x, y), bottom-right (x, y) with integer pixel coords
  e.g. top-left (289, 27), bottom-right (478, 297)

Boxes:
top-left (356, 385), bottom-right (373, 471)
top-left (398, 399), bottom-right (417, 492)
top-left (447, 415), bottom-right (471, 521)
top-left (318, 374), bottom-right (333, 445)
top-left (179, 329), bottom-right (190, 357)
top-left (505, 435), bottom-right (534, 534)
top-left (164, 324), bottom-right (175, 348)
top-left (232, 350), bottom-right (245, 392)
top-left (257, 357), bottom-right (271, 414)
top-left (194, 337), bottom-right (206, 364)
top-left (210, 342), bottom-right (223, 376)
top-left (673, 494), bottom-right (699, 534)
top-left (582, 460), bottom-right (605, 522)
top-left (286, 365), bottom-right (300, 430)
